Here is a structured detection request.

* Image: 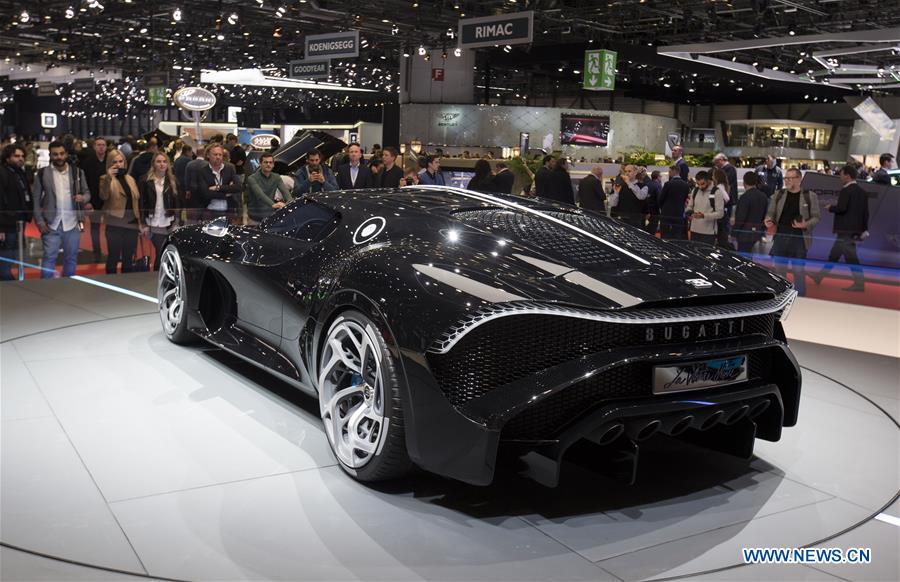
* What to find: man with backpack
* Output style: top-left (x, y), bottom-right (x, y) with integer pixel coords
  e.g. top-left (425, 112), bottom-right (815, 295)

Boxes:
top-left (764, 167), bottom-right (819, 296)
top-left (684, 171), bottom-right (724, 246)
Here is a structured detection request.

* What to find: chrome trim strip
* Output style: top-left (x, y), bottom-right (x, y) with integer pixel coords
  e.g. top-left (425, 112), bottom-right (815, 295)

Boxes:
top-left (428, 289), bottom-right (798, 354)
top-left (408, 184), bottom-right (652, 265)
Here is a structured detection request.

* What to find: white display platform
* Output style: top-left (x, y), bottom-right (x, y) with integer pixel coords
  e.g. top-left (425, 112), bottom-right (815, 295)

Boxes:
top-left (1, 274), bottom-right (897, 582)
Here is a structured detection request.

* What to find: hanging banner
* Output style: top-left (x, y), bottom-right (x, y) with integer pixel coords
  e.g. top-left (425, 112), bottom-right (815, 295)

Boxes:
top-left (289, 60), bottom-right (331, 80)
top-left (305, 31), bottom-right (359, 59)
top-left (458, 11), bottom-right (533, 49)
top-left (583, 49), bottom-right (617, 91)
top-left (147, 86), bottom-right (167, 107)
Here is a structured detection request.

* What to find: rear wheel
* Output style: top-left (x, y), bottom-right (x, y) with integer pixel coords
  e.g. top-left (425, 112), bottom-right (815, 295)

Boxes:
top-left (317, 310), bottom-right (411, 481)
top-left (157, 245), bottom-right (195, 344)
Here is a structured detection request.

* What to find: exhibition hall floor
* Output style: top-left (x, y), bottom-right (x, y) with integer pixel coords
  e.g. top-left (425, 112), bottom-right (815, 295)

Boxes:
top-left (1, 273), bottom-right (898, 582)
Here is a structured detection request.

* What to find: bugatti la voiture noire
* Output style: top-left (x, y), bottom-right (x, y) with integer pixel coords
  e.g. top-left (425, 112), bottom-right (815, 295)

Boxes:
top-left (158, 185), bottom-right (801, 486)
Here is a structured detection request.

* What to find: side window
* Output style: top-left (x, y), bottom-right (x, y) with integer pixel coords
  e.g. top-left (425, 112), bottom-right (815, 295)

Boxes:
top-left (260, 199), bottom-right (338, 242)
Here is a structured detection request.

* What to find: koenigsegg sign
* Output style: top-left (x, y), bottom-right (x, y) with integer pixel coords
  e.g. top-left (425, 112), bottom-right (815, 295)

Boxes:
top-left (173, 87), bottom-right (216, 112)
top-left (305, 31), bottom-right (359, 59)
top-left (458, 11), bottom-right (533, 49)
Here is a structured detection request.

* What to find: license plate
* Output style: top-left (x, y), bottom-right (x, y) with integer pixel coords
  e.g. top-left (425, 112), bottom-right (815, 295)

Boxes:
top-left (653, 355), bottom-right (748, 395)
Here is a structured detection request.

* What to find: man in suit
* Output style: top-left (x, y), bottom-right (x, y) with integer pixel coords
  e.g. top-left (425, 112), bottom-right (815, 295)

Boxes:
top-left (810, 164), bottom-right (869, 291)
top-left (756, 154), bottom-right (784, 197)
top-left (658, 164), bottom-right (689, 239)
top-left (32, 141), bottom-right (90, 278)
top-left (79, 137), bottom-right (108, 261)
top-left (194, 144), bottom-right (242, 220)
top-left (872, 153), bottom-right (895, 185)
top-left (377, 147), bottom-right (404, 188)
top-left (533, 155), bottom-right (554, 197)
top-left (418, 155), bottom-right (446, 186)
top-left (0, 144), bottom-right (31, 280)
top-left (183, 145), bottom-right (206, 223)
top-left (491, 162), bottom-right (515, 194)
top-left (672, 145), bottom-right (689, 181)
top-left (128, 137), bottom-right (158, 180)
top-left (733, 171), bottom-right (768, 253)
top-left (336, 143), bottom-right (373, 189)
top-left (578, 165), bottom-right (605, 212)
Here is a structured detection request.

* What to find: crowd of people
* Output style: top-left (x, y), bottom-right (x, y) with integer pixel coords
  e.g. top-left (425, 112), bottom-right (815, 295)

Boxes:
top-left (0, 132), bottom-right (892, 295)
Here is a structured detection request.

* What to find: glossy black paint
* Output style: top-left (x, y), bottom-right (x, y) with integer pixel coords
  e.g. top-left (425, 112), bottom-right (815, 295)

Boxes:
top-left (165, 187), bottom-right (801, 485)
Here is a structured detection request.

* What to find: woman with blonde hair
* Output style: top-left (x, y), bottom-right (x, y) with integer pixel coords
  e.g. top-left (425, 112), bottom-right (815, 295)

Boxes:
top-left (100, 149), bottom-right (142, 273)
top-left (140, 152), bottom-right (179, 270)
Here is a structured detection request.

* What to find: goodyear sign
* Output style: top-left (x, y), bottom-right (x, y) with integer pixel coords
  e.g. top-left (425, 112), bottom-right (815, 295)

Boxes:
top-left (289, 60), bottom-right (330, 80)
top-left (458, 11), bottom-right (533, 49)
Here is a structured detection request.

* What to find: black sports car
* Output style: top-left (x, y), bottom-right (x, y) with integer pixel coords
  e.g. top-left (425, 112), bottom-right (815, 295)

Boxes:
top-left (158, 185), bottom-right (801, 486)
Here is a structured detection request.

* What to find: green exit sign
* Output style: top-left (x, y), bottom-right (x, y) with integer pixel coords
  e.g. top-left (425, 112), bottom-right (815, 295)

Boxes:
top-left (584, 49), bottom-right (617, 91)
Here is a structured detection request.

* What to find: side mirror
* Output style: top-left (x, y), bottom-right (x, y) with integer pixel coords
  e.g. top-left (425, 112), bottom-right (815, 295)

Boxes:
top-left (201, 216), bottom-right (229, 237)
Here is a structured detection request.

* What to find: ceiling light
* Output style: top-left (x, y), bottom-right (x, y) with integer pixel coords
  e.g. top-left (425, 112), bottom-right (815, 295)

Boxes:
top-left (216, 34), bottom-right (225, 40)
top-left (275, 6), bottom-right (286, 17)
top-left (227, 12), bottom-right (238, 25)
top-left (19, 10), bottom-right (29, 23)
top-left (418, 45), bottom-right (426, 56)
top-left (772, 65), bottom-right (779, 71)
top-left (172, 8), bottom-right (181, 21)
top-left (788, 30), bottom-right (795, 36)
top-left (65, 6), bottom-right (75, 18)
top-left (139, 27), bottom-right (147, 34)
top-left (453, 47), bottom-right (461, 57)
top-left (402, 46), bottom-right (410, 58)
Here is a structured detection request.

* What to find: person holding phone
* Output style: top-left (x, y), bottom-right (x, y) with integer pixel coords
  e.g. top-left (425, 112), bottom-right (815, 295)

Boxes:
top-left (292, 150), bottom-right (338, 197)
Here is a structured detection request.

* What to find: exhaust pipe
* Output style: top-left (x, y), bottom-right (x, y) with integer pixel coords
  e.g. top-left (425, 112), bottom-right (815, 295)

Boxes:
top-left (723, 404), bottom-right (751, 425)
top-left (586, 422), bottom-right (625, 446)
top-left (699, 409), bottom-right (725, 430)
top-left (748, 398), bottom-right (772, 419)
top-left (668, 415), bottom-right (695, 436)
top-left (626, 419), bottom-right (661, 442)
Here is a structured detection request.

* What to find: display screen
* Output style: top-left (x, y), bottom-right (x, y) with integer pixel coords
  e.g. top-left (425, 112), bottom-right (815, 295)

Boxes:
top-left (560, 114), bottom-right (610, 146)
top-left (447, 171), bottom-right (474, 189)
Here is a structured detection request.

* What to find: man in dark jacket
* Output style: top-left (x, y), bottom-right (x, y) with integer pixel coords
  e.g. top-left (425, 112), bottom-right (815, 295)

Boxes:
top-left (336, 143), bottom-right (373, 189)
top-left (0, 144), bottom-right (30, 280)
top-left (129, 137), bottom-right (158, 180)
top-left (672, 145), bottom-right (689, 181)
top-left (545, 158), bottom-right (576, 205)
top-left (577, 165), bottom-right (605, 212)
top-left (79, 137), bottom-right (108, 261)
top-left (658, 165), bottom-right (689, 239)
top-left (810, 164), bottom-right (869, 291)
top-left (645, 170), bottom-right (662, 235)
top-left (194, 144), bottom-right (242, 220)
top-left (377, 147), bottom-right (404, 188)
top-left (733, 171), bottom-right (768, 253)
top-left (533, 155), bottom-right (554, 197)
top-left (756, 155), bottom-right (784, 197)
top-left (872, 153), bottom-right (895, 185)
top-left (491, 162), bottom-right (515, 194)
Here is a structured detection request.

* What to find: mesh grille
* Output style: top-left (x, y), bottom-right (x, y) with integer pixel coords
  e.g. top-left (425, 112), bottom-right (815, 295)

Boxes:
top-left (450, 208), bottom-right (684, 265)
top-left (451, 209), bottom-right (621, 266)
top-left (426, 313), bottom-right (774, 408)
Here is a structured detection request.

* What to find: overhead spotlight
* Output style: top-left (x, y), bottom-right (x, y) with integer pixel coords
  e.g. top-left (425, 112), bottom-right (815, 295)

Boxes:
top-left (275, 5), bottom-right (286, 17)
top-left (65, 6), bottom-right (75, 19)
top-left (227, 12), bottom-right (238, 25)
top-left (19, 9), bottom-right (29, 23)
top-left (503, 44), bottom-right (511, 53)
top-left (731, 56), bottom-right (737, 62)
top-left (423, 53), bottom-right (430, 61)
top-left (402, 46), bottom-right (410, 57)
top-left (417, 45), bottom-right (426, 56)
top-left (772, 65), bottom-right (779, 71)
top-left (88, 0), bottom-right (104, 10)
top-left (173, 7), bottom-right (181, 21)
top-left (788, 29), bottom-right (795, 36)
top-left (256, 0), bottom-right (263, 5)
top-left (453, 47), bottom-right (461, 57)
top-left (273, 26), bottom-right (282, 37)
top-left (391, 25), bottom-right (399, 35)
top-left (216, 34), bottom-right (224, 40)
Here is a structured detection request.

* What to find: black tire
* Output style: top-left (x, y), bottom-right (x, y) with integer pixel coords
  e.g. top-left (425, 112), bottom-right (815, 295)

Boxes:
top-left (157, 245), bottom-right (196, 345)
top-left (317, 309), bottom-right (412, 482)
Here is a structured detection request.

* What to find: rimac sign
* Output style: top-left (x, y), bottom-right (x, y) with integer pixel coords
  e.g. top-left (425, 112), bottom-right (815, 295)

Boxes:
top-left (305, 31), bottom-right (359, 59)
top-left (289, 60), bottom-right (330, 80)
top-left (458, 11), bottom-right (533, 49)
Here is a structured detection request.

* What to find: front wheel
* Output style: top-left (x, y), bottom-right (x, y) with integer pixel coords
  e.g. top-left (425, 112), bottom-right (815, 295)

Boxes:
top-left (317, 310), bottom-right (411, 481)
top-left (157, 245), bottom-right (196, 345)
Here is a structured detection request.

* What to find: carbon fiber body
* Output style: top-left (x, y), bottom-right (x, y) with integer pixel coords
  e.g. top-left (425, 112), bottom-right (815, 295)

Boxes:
top-left (163, 186), bottom-right (801, 485)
